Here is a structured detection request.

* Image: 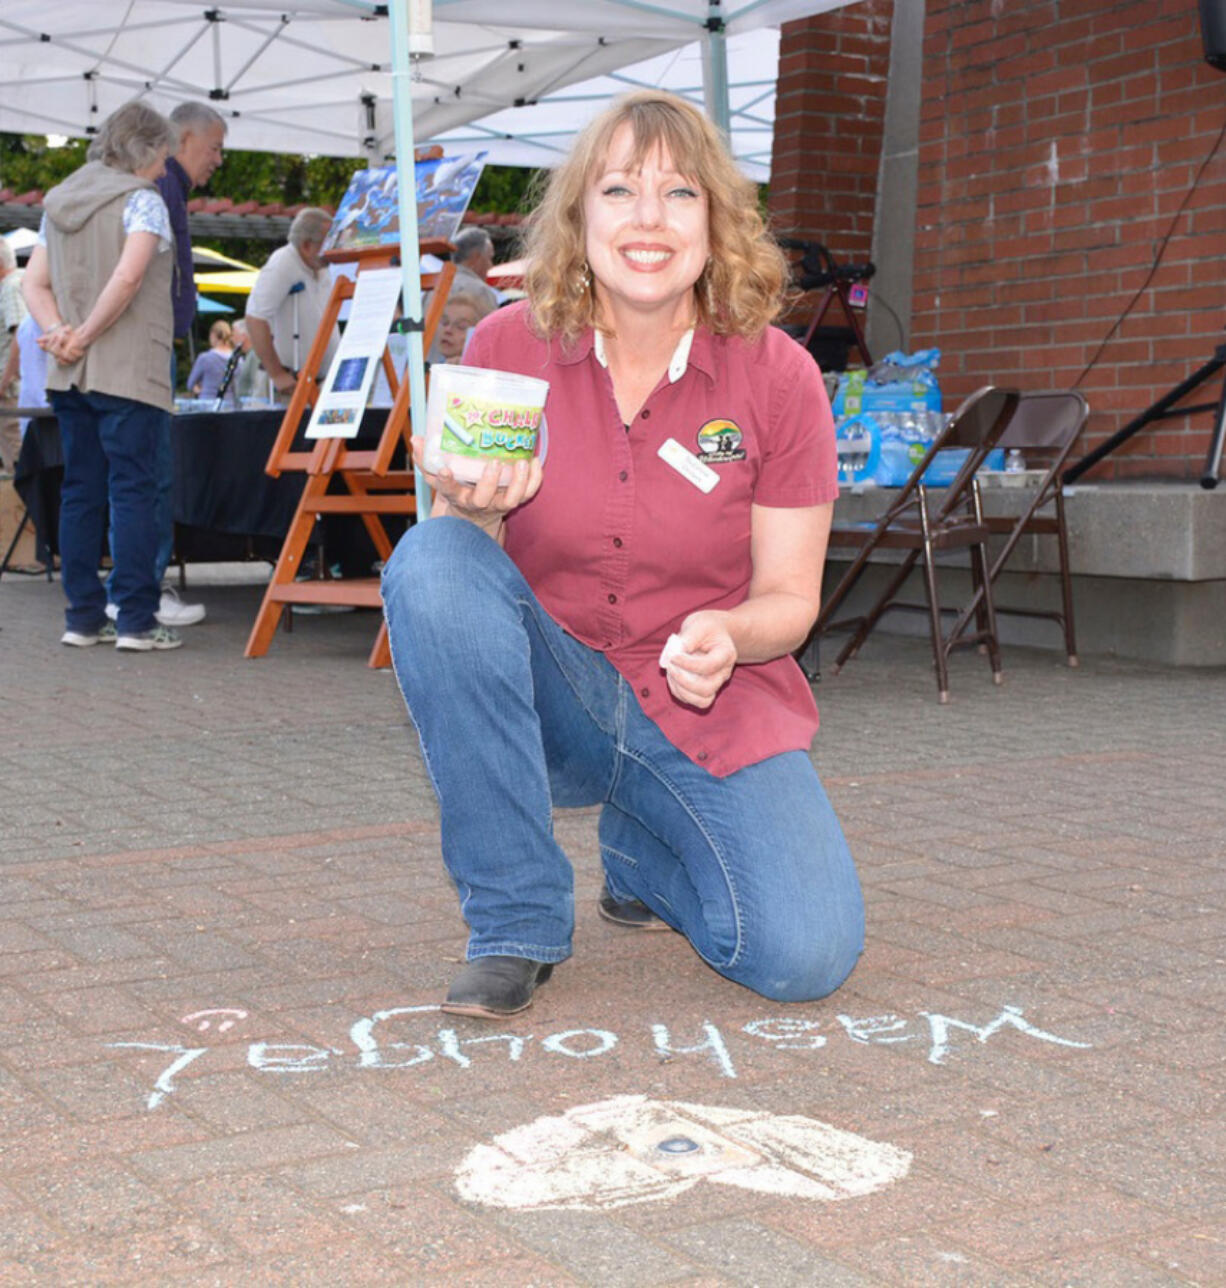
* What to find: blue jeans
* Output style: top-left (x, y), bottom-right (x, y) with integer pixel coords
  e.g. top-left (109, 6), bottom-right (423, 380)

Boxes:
top-left (152, 415), bottom-right (174, 584)
top-left (154, 348), bottom-right (176, 583)
top-left (109, 361), bottom-right (174, 598)
top-left (381, 517), bottom-right (865, 1003)
top-left (110, 350), bottom-right (173, 600)
top-left (53, 388), bottom-right (166, 635)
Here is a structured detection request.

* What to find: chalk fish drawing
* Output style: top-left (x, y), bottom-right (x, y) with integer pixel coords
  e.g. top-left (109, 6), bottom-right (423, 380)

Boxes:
top-left (455, 1094), bottom-right (912, 1212)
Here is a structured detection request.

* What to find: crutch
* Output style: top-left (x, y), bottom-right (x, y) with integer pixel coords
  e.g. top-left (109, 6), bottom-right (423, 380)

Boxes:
top-left (289, 280), bottom-right (305, 376)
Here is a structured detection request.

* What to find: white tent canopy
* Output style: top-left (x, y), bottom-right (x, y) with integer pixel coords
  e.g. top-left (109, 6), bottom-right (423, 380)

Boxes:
top-left (0, 1), bottom-right (853, 179)
top-left (435, 27), bottom-right (781, 179)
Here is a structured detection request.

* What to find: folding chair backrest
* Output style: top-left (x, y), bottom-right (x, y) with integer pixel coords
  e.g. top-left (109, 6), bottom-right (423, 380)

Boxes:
top-left (877, 386), bottom-right (1018, 524)
top-left (998, 390), bottom-right (1089, 456)
top-left (919, 386), bottom-right (1020, 518)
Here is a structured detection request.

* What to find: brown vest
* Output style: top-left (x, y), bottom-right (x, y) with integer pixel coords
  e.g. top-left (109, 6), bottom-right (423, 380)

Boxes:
top-left (42, 161), bottom-right (174, 412)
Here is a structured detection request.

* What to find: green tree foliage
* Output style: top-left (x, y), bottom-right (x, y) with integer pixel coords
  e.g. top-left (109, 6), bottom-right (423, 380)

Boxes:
top-left (0, 134), bottom-right (90, 192)
top-left (471, 165), bottom-right (543, 218)
top-left (208, 147), bottom-right (361, 209)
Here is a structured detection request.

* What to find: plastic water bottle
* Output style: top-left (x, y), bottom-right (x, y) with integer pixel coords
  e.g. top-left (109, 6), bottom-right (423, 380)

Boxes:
top-left (1005, 448), bottom-right (1026, 473)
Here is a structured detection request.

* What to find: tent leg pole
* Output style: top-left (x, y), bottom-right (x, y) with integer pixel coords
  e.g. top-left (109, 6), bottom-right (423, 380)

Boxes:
top-left (389, 0), bottom-right (433, 519)
top-left (702, 7), bottom-right (731, 137)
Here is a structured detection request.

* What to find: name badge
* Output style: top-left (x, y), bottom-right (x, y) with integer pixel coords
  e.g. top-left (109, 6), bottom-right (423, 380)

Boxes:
top-left (658, 437), bottom-right (719, 494)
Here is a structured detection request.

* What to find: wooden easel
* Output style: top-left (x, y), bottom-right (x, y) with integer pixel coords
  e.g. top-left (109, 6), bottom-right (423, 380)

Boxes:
top-left (244, 243), bottom-right (454, 667)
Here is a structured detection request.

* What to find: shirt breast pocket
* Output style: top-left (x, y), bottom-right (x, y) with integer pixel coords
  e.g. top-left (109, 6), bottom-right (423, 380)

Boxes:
top-left (642, 446), bottom-right (756, 583)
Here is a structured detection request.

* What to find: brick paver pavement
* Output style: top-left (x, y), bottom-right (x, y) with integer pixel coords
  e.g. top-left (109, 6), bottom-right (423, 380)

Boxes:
top-left (1, 571), bottom-right (1224, 1285)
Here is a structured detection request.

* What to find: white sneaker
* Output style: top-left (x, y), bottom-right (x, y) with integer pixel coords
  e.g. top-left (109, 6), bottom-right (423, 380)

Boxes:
top-left (107, 592), bottom-right (204, 626)
top-left (61, 622), bottom-right (118, 647)
top-left (156, 588), bottom-right (205, 627)
top-left (116, 624), bottom-right (183, 652)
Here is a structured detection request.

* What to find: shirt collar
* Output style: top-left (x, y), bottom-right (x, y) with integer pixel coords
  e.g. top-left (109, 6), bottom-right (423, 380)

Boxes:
top-left (164, 156), bottom-right (190, 196)
top-left (581, 324), bottom-right (714, 385)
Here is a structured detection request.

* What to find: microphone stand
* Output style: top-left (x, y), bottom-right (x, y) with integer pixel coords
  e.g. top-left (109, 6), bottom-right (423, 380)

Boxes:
top-left (212, 348), bottom-right (243, 412)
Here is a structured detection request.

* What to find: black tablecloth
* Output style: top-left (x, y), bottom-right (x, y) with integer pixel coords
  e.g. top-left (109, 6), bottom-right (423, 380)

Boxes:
top-left (173, 409), bottom-right (307, 538)
top-left (13, 407), bottom-right (405, 572)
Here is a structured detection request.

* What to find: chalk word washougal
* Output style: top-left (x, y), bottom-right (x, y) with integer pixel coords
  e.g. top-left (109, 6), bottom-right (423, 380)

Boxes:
top-left (108, 1003), bottom-right (1091, 1112)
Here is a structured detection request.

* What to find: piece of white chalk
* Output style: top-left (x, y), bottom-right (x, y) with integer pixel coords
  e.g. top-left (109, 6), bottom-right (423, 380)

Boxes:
top-left (444, 413), bottom-right (475, 446)
top-left (659, 633), bottom-right (685, 669)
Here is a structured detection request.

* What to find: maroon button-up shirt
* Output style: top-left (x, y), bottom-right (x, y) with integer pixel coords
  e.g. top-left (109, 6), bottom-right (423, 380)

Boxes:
top-left (463, 302), bottom-right (839, 777)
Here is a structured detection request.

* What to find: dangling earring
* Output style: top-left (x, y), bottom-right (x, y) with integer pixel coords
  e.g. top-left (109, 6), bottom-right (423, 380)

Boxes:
top-left (574, 260), bottom-right (592, 295)
top-left (701, 257), bottom-right (715, 315)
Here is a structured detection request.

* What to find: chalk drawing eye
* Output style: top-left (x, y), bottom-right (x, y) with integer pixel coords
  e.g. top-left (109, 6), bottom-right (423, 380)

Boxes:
top-left (181, 1008), bottom-right (249, 1034)
top-left (454, 1094), bottom-right (911, 1212)
top-left (656, 1137), bottom-right (700, 1155)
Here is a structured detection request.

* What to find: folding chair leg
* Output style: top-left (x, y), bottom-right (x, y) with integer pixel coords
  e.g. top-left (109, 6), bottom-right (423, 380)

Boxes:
top-left (918, 539), bottom-right (951, 703)
top-left (1055, 490), bottom-right (1078, 667)
top-left (973, 540), bottom-right (1004, 684)
top-left (968, 480), bottom-right (992, 654)
top-left (966, 547), bottom-right (989, 652)
top-left (817, 541), bottom-right (882, 632)
top-left (832, 550), bottom-right (920, 672)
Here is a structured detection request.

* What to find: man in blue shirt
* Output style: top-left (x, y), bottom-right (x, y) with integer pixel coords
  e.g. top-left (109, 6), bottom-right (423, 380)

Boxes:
top-left (146, 102), bottom-right (227, 628)
top-left (161, 104), bottom-right (226, 343)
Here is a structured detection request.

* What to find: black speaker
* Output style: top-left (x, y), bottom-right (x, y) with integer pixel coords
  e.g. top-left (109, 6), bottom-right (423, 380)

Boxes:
top-left (1198, 0), bottom-right (1226, 71)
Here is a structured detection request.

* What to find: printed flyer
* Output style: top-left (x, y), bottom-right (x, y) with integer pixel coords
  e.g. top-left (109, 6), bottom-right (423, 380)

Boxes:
top-left (306, 267), bottom-right (402, 439)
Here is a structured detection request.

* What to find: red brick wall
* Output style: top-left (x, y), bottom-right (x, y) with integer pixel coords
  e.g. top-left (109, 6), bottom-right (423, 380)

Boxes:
top-left (770, 1), bottom-right (894, 258)
top-left (914, 0), bottom-right (1226, 479)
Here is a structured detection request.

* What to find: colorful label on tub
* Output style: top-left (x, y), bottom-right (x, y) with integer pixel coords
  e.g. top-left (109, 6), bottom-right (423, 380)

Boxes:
top-left (440, 392), bottom-right (542, 462)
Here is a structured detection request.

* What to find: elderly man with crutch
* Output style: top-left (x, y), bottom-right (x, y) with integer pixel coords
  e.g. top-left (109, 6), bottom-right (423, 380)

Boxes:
top-left (245, 208), bottom-right (339, 402)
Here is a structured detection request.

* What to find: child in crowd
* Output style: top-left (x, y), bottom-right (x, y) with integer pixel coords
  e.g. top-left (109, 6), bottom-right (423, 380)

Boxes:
top-left (187, 319), bottom-right (237, 407)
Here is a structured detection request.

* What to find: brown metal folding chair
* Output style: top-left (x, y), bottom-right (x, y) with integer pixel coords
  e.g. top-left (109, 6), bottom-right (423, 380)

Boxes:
top-left (948, 390), bottom-right (1089, 666)
top-left (816, 386), bottom-right (1021, 702)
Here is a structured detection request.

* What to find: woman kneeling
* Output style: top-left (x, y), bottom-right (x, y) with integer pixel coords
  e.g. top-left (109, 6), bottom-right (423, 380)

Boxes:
top-left (383, 90), bottom-right (865, 1018)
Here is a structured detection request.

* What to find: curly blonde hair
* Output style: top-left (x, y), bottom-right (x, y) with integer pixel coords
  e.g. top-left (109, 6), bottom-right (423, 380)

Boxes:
top-left (521, 91), bottom-right (788, 344)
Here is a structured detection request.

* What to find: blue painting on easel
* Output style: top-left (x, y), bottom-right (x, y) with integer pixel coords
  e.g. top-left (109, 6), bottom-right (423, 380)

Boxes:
top-left (324, 152), bottom-right (488, 252)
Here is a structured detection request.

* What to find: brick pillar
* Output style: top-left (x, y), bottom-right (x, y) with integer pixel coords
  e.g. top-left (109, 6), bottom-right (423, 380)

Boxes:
top-left (769, 0), bottom-right (895, 258)
top-left (914, 0), bottom-right (1226, 479)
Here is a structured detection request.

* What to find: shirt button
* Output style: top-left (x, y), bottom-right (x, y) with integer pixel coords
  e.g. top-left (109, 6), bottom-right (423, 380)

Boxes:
top-left (607, 593), bottom-right (617, 604)
top-left (697, 751), bottom-right (709, 762)
top-left (612, 537), bottom-right (623, 548)
top-left (619, 470), bottom-right (629, 482)
top-left (640, 687), bottom-right (650, 698)
top-left (641, 409), bottom-right (651, 419)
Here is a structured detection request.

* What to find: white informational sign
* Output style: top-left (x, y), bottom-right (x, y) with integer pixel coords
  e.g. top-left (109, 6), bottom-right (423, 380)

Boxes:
top-left (306, 267), bottom-right (403, 439)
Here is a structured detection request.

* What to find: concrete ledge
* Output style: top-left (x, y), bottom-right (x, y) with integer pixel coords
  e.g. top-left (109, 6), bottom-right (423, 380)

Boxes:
top-left (828, 481), bottom-right (1226, 665)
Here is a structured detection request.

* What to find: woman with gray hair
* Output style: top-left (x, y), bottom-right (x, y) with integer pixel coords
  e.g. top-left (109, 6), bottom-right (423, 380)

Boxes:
top-left (22, 99), bottom-right (183, 651)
